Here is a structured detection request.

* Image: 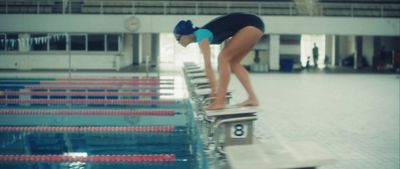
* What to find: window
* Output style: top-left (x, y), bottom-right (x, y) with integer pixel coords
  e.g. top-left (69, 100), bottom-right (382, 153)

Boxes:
top-left (6, 34), bottom-right (19, 51)
top-left (31, 34), bottom-right (48, 51)
top-left (0, 34), bottom-right (5, 51)
top-left (49, 34), bottom-right (66, 51)
top-left (107, 34), bottom-right (119, 51)
top-left (88, 34), bottom-right (105, 51)
top-left (70, 35), bottom-right (86, 51)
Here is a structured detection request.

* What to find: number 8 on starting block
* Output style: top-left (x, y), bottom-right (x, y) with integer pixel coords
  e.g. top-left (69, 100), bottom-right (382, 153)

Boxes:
top-left (231, 123), bottom-right (248, 138)
top-left (224, 120), bottom-right (254, 145)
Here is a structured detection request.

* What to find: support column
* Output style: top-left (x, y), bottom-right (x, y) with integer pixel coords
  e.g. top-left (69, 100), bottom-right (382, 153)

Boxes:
top-left (362, 36), bottom-right (374, 68)
top-left (132, 33), bottom-right (141, 65)
top-left (141, 33), bottom-right (152, 65)
top-left (331, 35), bottom-right (336, 67)
top-left (355, 36), bottom-right (363, 69)
top-left (151, 33), bottom-right (160, 67)
top-left (269, 34), bottom-right (280, 70)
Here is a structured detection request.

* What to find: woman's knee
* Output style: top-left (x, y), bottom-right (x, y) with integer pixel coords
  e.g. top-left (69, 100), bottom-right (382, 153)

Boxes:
top-left (218, 51), bottom-right (234, 63)
top-left (230, 62), bottom-right (242, 73)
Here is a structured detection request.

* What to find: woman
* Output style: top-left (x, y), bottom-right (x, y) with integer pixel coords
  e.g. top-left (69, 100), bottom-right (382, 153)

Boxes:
top-left (174, 13), bottom-right (265, 110)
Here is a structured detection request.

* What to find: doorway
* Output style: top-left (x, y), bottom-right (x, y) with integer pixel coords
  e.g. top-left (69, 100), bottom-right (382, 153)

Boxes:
top-left (301, 34), bottom-right (326, 68)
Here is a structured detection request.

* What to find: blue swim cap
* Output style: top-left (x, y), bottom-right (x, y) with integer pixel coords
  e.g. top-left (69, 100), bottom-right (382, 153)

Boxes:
top-left (173, 20), bottom-right (195, 35)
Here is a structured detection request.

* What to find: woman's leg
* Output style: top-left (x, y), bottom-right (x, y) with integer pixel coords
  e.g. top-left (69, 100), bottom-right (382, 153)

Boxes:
top-left (230, 28), bottom-right (263, 106)
top-left (230, 62), bottom-right (259, 107)
top-left (207, 26), bottom-right (263, 110)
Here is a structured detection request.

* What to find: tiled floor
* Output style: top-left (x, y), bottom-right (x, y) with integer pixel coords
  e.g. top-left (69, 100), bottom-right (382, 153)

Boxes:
top-left (229, 73), bottom-right (400, 169)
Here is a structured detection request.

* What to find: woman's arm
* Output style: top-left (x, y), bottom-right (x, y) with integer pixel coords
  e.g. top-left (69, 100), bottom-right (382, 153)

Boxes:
top-left (198, 39), bottom-right (217, 95)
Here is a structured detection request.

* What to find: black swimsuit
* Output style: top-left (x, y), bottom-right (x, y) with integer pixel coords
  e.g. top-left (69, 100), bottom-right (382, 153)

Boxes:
top-left (201, 13), bottom-right (265, 44)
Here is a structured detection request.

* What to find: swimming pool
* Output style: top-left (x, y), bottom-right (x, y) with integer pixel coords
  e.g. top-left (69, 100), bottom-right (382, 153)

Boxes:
top-left (0, 77), bottom-right (207, 169)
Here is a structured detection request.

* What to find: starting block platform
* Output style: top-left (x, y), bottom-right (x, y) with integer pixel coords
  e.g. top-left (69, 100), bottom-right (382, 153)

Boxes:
top-left (194, 88), bottom-right (233, 97)
top-left (185, 68), bottom-right (204, 74)
top-left (186, 72), bottom-right (206, 78)
top-left (205, 106), bottom-right (260, 117)
top-left (226, 141), bottom-right (336, 169)
top-left (190, 78), bottom-right (209, 85)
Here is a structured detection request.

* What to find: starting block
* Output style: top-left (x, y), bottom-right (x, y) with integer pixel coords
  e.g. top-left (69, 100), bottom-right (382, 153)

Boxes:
top-left (194, 88), bottom-right (233, 99)
top-left (205, 106), bottom-right (259, 117)
top-left (204, 107), bottom-right (261, 151)
top-left (184, 65), bottom-right (201, 69)
top-left (185, 68), bottom-right (204, 74)
top-left (190, 78), bottom-right (209, 85)
top-left (187, 72), bottom-right (206, 79)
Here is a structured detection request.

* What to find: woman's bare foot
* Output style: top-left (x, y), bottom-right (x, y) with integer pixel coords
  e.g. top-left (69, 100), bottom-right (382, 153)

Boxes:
top-left (205, 102), bottom-right (226, 110)
top-left (237, 99), bottom-right (259, 107)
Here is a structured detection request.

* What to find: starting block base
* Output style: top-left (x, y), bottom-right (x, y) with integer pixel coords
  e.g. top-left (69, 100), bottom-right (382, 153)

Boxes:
top-left (205, 106), bottom-right (260, 147)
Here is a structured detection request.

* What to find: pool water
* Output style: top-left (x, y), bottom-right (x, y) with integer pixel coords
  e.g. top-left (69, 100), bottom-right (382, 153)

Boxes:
top-left (0, 77), bottom-right (206, 169)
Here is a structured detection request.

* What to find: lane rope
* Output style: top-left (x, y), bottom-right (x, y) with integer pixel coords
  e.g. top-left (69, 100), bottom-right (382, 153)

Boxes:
top-left (0, 109), bottom-right (175, 116)
top-left (0, 154), bottom-right (176, 163)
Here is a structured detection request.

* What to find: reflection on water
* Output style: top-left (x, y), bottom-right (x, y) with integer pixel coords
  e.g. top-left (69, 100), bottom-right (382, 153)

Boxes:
top-left (159, 76), bottom-right (188, 100)
top-left (0, 75), bottom-right (204, 169)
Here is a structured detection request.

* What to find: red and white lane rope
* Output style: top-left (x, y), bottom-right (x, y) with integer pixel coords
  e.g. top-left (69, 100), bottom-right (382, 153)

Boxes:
top-left (2, 91), bottom-right (166, 96)
top-left (41, 81), bottom-right (167, 85)
top-left (0, 99), bottom-right (175, 105)
top-left (56, 77), bottom-right (168, 81)
top-left (0, 126), bottom-right (176, 133)
top-left (24, 85), bottom-right (172, 90)
top-left (0, 154), bottom-right (176, 163)
top-left (0, 109), bottom-right (175, 116)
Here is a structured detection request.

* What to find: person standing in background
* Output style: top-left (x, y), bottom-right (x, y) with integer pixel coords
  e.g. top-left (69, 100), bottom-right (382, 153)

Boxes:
top-left (313, 43), bottom-right (319, 68)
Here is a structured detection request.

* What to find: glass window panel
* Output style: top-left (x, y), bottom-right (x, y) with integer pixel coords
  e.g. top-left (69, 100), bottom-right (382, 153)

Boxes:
top-left (88, 34), bottom-right (105, 51)
top-left (31, 34), bottom-right (48, 51)
top-left (70, 35), bottom-right (86, 51)
top-left (49, 34), bottom-right (66, 51)
top-left (6, 34), bottom-right (19, 51)
top-left (107, 34), bottom-right (119, 51)
top-left (0, 34), bottom-right (5, 51)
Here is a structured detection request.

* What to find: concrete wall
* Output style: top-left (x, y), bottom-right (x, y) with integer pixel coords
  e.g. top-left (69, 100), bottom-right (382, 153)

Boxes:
top-left (1, 15), bottom-right (399, 35)
top-left (0, 53), bottom-right (118, 70)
